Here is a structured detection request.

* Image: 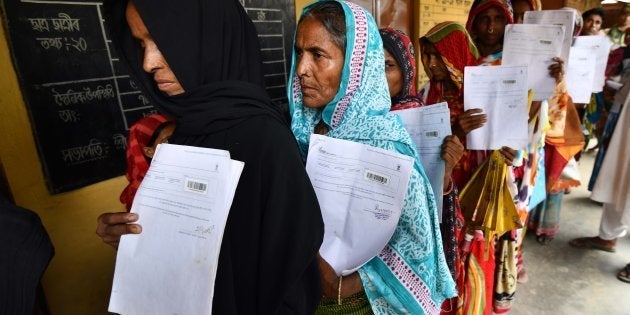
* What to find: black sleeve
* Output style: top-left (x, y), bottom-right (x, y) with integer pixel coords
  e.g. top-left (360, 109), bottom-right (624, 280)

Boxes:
top-left (0, 199), bottom-right (54, 314)
top-left (256, 122), bottom-right (324, 314)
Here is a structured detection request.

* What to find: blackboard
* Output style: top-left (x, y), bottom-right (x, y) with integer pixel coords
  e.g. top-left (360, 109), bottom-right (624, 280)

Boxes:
top-left (1, 0), bottom-right (296, 194)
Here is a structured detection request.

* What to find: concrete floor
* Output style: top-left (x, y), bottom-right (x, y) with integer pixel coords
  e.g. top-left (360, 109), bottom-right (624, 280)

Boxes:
top-left (511, 151), bottom-right (630, 315)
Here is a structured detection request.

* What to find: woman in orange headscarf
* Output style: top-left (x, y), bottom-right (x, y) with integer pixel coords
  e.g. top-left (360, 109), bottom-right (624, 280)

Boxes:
top-left (419, 22), bottom-right (495, 315)
top-left (465, 0), bottom-right (514, 65)
top-left (420, 22), bottom-right (483, 189)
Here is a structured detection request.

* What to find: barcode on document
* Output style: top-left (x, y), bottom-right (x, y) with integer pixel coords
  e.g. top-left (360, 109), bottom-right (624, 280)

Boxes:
top-left (364, 170), bottom-right (390, 185)
top-left (425, 131), bottom-right (439, 138)
top-left (185, 178), bottom-right (208, 194)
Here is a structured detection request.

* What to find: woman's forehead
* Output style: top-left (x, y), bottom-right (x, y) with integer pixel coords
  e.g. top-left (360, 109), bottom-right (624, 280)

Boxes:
top-left (477, 6), bottom-right (505, 18)
top-left (422, 42), bottom-right (439, 54)
top-left (585, 14), bottom-right (602, 21)
top-left (297, 19), bottom-right (333, 43)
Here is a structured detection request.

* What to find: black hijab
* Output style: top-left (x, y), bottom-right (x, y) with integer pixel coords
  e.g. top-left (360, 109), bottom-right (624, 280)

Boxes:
top-left (105, 0), bottom-right (286, 134)
top-left (104, 1), bottom-right (323, 313)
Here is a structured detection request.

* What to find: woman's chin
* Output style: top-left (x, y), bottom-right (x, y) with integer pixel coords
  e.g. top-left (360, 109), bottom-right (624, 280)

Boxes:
top-left (302, 98), bottom-right (328, 109)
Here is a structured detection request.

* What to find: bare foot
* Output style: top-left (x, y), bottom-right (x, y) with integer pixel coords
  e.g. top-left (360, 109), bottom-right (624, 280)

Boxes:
top-left (517, 268), bottom-right (529, 284)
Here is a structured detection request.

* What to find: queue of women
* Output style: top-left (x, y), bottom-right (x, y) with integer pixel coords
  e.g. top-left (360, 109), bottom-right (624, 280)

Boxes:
top-left (95, 0), bottom-right (628, 314)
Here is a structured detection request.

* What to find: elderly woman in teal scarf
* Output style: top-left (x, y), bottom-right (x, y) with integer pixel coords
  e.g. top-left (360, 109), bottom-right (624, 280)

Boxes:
top-left (289, 1), bottom-right (456, 313)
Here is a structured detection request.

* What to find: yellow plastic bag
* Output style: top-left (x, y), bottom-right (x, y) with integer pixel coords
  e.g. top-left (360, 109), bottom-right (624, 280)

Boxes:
top-left (459, 151), bottom-right (522, 241)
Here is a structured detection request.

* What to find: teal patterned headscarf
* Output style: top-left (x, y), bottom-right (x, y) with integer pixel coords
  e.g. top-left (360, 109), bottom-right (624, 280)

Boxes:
top-left (289, 1), bottom-right (413, 155)
top-left (288, 1), bottom-right (456, 312)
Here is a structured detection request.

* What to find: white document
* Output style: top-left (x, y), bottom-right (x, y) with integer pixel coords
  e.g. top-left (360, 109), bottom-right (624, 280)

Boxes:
top-left (502, 24), bottom-right (565, 101)
top-left (524, 10), bottom-right (576, 63)
top-left (390, 102), bottom-right (451, 221)
top-left (306, 134), bottom-right (414, 276)
top-left (109, 144), bottom-right (244, 315)
top-left (566, 46), bottom-right (597, 103)
top-left (573, 35), bottom-right (613, 92)
top-left (464, 65), bottom-right (529, 150)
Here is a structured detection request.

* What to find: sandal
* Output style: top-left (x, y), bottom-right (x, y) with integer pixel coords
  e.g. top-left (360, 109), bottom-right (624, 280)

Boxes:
top-left (617, 264), bottom-right (630, 283)
top-left (568, 237), bottom-right (616, 253)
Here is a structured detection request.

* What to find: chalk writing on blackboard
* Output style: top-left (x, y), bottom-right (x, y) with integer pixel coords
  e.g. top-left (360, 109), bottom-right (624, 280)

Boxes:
top-left (3, 0), bottom-right (296, 193)
top-left (245, 6), bottom-right (291, 105)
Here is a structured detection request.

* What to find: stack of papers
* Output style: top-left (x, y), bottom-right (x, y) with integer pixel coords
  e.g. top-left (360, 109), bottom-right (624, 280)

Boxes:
top-left (109, 144), bottom-right (244, 315)
top-left (390, 102), bottom-right (451, 220)
top-left (464, 65), bottom-right (529, 150)
top-left (306, 134), bottom-right (414, 276)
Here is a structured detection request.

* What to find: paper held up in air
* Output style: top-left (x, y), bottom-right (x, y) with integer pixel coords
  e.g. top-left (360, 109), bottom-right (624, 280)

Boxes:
top-left (502, 24), bottom-right (565, 101)
top-left (464, 65), bottom-right (529, 150)
top-left (390, 102), bottom-right (451, 221)
top-left (523, 10), bottom-right (576, 63)
top-left (566, 46), bottom-right (597, 104)
top-left (572, 35), bottom-right (613, 93)
top-left (109, 144), bottom-right (244, 315)
top-left (305, 134), bottom-right (414, 276)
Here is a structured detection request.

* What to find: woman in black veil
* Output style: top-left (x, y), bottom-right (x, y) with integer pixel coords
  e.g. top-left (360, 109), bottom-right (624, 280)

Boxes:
top-left (96, 0), bottom-right (324, 313)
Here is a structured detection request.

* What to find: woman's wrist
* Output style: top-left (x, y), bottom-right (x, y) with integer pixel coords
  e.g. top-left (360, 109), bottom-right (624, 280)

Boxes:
top-left (339, 272), bottom-right (364, 298)
top-left (443, 176), bottom-right (454, 195)
top-left (320, 271), bottom-right (364, 300)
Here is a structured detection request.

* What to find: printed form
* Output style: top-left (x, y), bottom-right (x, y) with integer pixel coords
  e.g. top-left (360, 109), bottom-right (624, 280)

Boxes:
top-left (391, 102), bottom-right (451, 220)
top-left (524, 10), bottom-right (576, 63)
top-left (502, 24), bottom-right (565, 101)
top-left (464, 65), bottom-right (529, 150)
top-left (306, 134), bottom-right (414, 276)
top-left (109, 144), bottom-right (244, 315)
top-left (573, 35), bottom-right (613, 92)
top-left (566, 46), bottom-right (597, 103)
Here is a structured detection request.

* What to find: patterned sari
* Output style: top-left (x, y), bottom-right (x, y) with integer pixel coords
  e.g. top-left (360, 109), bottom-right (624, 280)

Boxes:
top-left (420, 22), bottom-right (481, 190)
top-left (382, 28), bottom-right (463, 282)
top-left (289, 1), bottom-right (456, 313)
top-left (466, 2), bottom-right (520, 314)
top-left (382, 25), bottom-right (463, 300)
top-left (419, 23), bottom-right (494, 315)
top-left (529, 10), bottom-right (586, 239)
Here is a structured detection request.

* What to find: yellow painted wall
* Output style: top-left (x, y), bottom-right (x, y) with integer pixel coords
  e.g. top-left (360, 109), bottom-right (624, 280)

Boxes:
top-left (0, 23), bottom-right (126, 314)
top-left (296, 0), bottom-right (309, 20)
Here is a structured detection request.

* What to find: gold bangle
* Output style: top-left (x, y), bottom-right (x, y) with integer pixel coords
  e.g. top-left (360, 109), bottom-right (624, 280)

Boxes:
top-left (337, 275), bottom-right (343, 305)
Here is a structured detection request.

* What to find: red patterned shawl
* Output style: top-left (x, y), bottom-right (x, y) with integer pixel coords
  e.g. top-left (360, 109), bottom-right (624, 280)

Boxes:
top-left (119, 114), bottom-right (171, 211)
